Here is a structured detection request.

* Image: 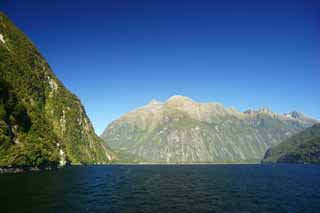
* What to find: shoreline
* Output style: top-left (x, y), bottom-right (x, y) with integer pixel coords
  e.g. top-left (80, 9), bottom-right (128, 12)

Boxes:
top-left (0, 162), bottom-right (259, 174)
top-left (112, 162), bottom-right (260, 165)
top-left (2, 162), bottom-right (318, 173)
top-left (0, 166), bottom-right (57, 174)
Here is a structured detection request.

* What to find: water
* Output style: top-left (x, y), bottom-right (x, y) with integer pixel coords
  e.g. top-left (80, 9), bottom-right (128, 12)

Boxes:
top-left (0, 164), bottom-right (319, 212)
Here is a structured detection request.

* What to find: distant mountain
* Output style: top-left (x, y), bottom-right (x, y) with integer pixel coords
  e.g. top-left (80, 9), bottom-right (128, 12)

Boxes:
top-left (101, 95), bottom-right (317, 163)
top-left (262, 123), bottom-right (320, 164)
top-left (0, 12), bottom-right (115, 169)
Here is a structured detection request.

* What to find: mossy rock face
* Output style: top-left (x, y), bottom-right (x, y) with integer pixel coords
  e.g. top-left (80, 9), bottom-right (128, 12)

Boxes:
top-left (102, 96), bottom-right (317, 163)
top-left (0, 12), bottom-right (115, 167)
top-left (263, 124), bottom-right (320, 164)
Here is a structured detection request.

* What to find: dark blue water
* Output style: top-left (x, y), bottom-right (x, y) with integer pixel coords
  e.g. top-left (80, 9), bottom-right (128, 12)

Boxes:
top-left (0, 164), bottom-right (320, 212)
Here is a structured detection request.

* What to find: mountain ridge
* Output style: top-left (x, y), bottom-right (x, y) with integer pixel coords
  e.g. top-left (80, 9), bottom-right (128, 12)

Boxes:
top-left (262, 123), bottom-right (320, 163)
top-left (112, 95), bottom-right (316, 124)
top-left (101, 95), bottom-right (317, 163)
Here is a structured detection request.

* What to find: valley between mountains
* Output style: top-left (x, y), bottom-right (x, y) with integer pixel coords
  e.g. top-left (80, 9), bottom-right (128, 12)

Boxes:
top-left (0, 12), bottom-right (319, 171)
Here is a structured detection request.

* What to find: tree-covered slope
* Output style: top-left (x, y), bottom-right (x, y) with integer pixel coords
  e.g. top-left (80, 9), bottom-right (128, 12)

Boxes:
top-left (101, 96), bottom-right (317, 163)
top-left (0, 12), bottom-right (115, 168)
top-left (262, 123), bottom-right (320, 164)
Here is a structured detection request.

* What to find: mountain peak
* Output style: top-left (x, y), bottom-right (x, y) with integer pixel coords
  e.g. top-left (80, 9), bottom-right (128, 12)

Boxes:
top-left (148, 99), bottom-right (162, 105)
top-left (285, 111), bottom-right (304, 119)
top-left (244, 108), bottom-right (274, 116)
top-left (258, 107), bottom-right (273, 113)
top-left (166, 95), bottom-right (194, 104)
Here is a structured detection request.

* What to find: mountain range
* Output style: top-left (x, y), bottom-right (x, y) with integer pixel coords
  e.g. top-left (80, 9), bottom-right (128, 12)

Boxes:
top-left (101, 96), bottom-right (317, 163)
top-left (1, 11), bottom-right (319, 168)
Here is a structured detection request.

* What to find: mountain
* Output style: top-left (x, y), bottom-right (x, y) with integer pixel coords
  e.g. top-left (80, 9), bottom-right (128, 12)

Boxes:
top-left (0, 12), bottom-right (115, 169)
top-left (101, 95), bottom-right (317, 163)
top-left (262, 123), bottom-right (320, 164)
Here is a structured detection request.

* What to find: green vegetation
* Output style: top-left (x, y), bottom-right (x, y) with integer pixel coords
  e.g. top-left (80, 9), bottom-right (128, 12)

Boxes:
top-left (0, 77), bottom-right (59, 168)
top-left (0, 12), bottom-right (115, 168)
top-left (262, 124), bottom-right (320, 163)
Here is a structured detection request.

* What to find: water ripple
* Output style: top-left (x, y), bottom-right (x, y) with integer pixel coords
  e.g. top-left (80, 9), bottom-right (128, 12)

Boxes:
top-left (0, 164), bottom-right (320, 212)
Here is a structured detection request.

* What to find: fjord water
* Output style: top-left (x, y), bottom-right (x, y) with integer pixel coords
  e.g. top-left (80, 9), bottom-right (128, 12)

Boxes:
top-left (0, 165), bottom-right (319, 212)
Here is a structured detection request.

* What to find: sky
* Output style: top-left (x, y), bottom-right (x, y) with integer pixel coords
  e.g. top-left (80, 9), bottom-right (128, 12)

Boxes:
top-left (1, 0), bottom-right (320, 134)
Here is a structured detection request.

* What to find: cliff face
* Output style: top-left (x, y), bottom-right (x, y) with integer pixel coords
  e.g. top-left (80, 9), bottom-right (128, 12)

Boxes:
top-left (101, 96), bottom-right (317, 163)
top-left (0, 12), bottom-right (115, 168)
top-left (263, 123), bottom-right (320, 164)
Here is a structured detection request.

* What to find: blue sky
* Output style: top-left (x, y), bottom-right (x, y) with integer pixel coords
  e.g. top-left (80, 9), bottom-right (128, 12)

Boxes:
top-left (2, 0), bottom-right (320, 134)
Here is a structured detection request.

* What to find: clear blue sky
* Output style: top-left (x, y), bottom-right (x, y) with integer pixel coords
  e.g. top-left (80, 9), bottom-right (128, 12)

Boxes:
top-left (2, 0), bottom-right (319, 134)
